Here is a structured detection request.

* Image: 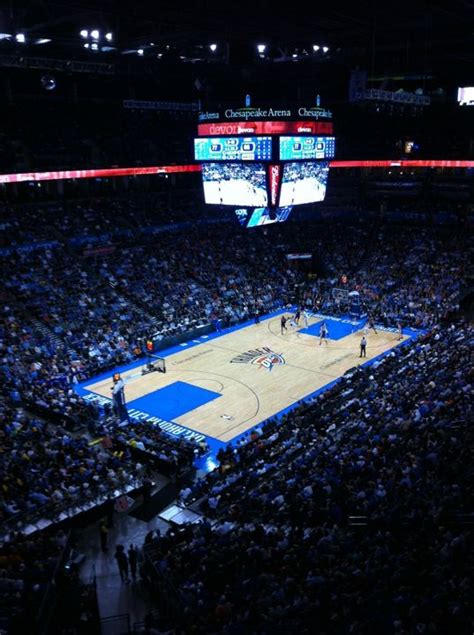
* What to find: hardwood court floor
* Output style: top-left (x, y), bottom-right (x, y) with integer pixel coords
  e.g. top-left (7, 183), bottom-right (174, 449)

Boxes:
top-left (84, 315), bottom-right (408, 443)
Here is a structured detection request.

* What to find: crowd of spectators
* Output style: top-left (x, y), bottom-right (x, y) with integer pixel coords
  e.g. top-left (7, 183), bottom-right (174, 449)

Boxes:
top-left (0, 188), bottom-right (218, 247)
top-left (0, 528), bottom-right (69, 633)
top-left (0, 197), bottom-right (472, 633)
top-left (0, 210), bottom-right (470, 500)
top-left (147, 323), bottom-right (473, 633)
top-left (0, 397), bottom-right (145, 531)
top-left (276, 223), bottom-right (469, 331)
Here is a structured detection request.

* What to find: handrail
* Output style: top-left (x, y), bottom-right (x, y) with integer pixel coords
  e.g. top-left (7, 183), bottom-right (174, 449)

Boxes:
top-left (0, 476), bottom-right (143, 540)
top-left (100, 613), bottom-right (131, 634)
top-left (143, 543), bottom-right (183, 620)
top-left (36, 529), bottom-right (72, 635)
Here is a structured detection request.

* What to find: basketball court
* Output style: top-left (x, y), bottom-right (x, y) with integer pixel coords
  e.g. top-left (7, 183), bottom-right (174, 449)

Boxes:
top-left (76, 310), bottom-right (421, 460)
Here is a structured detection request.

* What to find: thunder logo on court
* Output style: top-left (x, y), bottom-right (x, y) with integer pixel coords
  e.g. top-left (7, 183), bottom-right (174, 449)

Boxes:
top-left (230, 347), bottom-right (285, 369)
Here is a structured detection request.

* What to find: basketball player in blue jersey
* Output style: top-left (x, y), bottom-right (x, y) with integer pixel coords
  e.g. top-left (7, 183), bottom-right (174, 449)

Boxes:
top-left (319, 322), bottom-right (329, 345)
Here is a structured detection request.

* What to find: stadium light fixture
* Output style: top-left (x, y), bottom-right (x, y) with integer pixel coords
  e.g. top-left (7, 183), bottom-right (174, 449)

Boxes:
top-left (84, 43), bottom-right (90, 49)
top-left (137, 48), bottom-right (144, 56)
top-left (209, 43), bottom-right (217, 52)
top-left (91, 29), bottom-right (100, 40)
top-left (322, 46), bottom-right (329, 53)
top-left (257, 44), bottom-right (266, 53)
top-left (312, 45), bottom-right (320, 52)
top-left (36, 38), bottom-right (51, 44)
top-left (15, 33), bottom-right (26, 43)
top-left (80, 29), bottom-right (88, 38)
top-left (105, 32), bottom-right (113, 42)
top-left (91, 42), bottom-right (98, 51)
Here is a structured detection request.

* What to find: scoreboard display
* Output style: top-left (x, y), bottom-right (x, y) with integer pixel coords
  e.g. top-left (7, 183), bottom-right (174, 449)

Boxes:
top-left (196, 104), bottom-right (335, 222)
top-left (279, 136), bottom-right (336, 160)
top-left (194, 136), bottom-right (272, 161)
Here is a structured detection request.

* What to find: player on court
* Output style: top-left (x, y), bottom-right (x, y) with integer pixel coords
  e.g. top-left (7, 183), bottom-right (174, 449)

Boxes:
top-left (368, 315), bottom-right (378, 335)
top-left (280, 315), bottom-right (288, 335)
top-left (319, 322), bottom-right (329, 346)
top-left (302, 308), bottom-right (310, 328)
top-left (397, 322), bottom-right (403, 341)
top-left (294, 308), bottom-right (301, 325)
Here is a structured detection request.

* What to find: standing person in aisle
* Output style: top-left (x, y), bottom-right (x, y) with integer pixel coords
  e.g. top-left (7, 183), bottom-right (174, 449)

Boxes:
top-left (114, 545), bottom-right (130, 583)
top-left (128, 544), bottom-right (138, 582)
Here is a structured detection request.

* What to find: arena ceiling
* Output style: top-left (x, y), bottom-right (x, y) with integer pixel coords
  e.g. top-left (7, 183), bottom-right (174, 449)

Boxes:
top-left (0, 1), bottom-right (473, 94)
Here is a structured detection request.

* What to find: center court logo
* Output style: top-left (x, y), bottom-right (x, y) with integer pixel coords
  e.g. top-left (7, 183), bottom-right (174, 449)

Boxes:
top-left (230, 346), bottom-right (285, 369)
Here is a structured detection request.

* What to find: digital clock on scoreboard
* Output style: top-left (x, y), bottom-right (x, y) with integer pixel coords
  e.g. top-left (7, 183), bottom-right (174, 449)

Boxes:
top-left (194, 136), bottom-right (272, 161)
top-left (279, 136), bottom-right (335, 160)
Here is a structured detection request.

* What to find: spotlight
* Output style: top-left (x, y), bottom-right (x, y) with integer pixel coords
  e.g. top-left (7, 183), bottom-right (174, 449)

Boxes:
top-left (137, 48), bottom-right (144, 56)
top-left (80, 29), bottom-right (88, 38)
top-left (91, 42), bottom-right (98, 51)
top-left (312, 45), bottom-right (320, 52)
top-left (209, 43), bottom-right (217, 52)
top-left (90, 29), bottom-right (99, 40)
top-left (257, 44), bottom-right (266, 53)
top-left (15, 33), bottom-right (26, 43)
top-left (84, 43), bottom-right (90, 49)
top-left (41, 74), bottom-right (56, 91)
top-left (105, 32), bottom-right (112, 42)
top-left (322, 46), bottom-right (329, 53)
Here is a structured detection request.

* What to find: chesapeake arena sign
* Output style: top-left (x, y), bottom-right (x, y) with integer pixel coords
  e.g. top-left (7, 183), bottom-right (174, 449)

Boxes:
top-left (198, 105), bottom-right (332, 122)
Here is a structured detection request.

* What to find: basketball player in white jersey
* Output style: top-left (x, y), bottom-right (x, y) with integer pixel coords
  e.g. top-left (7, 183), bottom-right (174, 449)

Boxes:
top-left (319, 322), bottom-right (329, 345)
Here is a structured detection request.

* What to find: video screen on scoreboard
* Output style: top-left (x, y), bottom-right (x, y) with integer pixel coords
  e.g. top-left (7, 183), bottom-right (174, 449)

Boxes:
top-left (279, 161), bottom-right (329, 206)
top-left (202, 162), bottom-right (268, 206)
top-left (235, 206), bottom-right (293, 228)
top-left (279, 136), bottom-right (335, 160)
top-left (194, 136), bottom-right (272, 161)
top-left (457, 87), bottom-right (474, 106)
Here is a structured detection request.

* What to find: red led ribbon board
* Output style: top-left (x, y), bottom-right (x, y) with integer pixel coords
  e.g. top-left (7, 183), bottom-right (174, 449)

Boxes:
top-left (0, 164), bottom-right (201, 184)
top-left (0, 159), bottom-right (473, 185)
